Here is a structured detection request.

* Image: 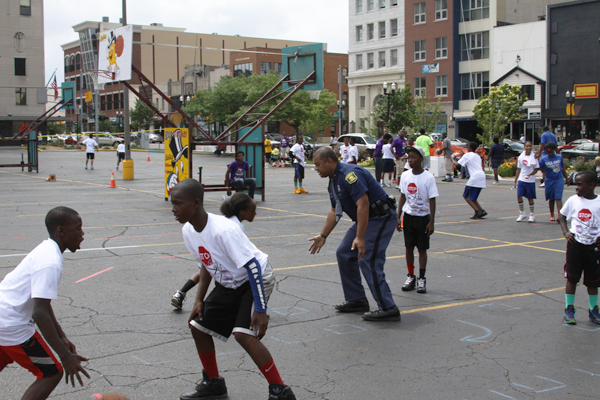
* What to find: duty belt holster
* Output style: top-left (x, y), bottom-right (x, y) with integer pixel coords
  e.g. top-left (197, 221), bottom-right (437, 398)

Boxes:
top-left (369, 196), bottom-right (397, 219)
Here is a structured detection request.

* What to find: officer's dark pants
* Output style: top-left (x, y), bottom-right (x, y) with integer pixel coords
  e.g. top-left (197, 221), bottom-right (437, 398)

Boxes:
top-left (336, 209), bottom-right (397, 310)
top-left (374, 157), bottom-right (382, 183)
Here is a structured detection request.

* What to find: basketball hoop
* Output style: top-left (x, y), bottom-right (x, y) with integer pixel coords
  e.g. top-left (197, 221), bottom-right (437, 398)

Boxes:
top-left (86, 69), bottom-right (116, 91)
top-left (309, 90), bottom-right (321, 101)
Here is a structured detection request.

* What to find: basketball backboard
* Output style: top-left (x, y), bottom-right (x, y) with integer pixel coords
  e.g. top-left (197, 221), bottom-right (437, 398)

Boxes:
top-left (97, 25), bottom-right (133, 83)
top-left (61, 81), bottom-right (75, 109)
top-left (281, 43), bottom-right (324, 92)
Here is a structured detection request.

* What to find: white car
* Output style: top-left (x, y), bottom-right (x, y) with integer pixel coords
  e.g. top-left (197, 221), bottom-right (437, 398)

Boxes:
top-left (78, 132), bottom-right (124, 147)
top-left (334, 133), bottom-right (377, 156)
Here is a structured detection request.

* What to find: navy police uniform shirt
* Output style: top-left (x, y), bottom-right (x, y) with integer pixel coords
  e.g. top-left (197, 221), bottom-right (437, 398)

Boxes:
top-left (328, 162), bottom-right (389, 222)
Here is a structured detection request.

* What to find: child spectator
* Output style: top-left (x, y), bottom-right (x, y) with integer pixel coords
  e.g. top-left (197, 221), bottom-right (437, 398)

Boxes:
top-left (380, 133), bottom-right (395, 187)
top-left (0, 207), bottom-right (90, 399)
top-left (454, 142), bottom-right (487, 219)
top-left (339, 136), bottom-right (351, 164)
top-left (539, 141), bottom-right (569, 222)
top-left (271, 146), bottom-right (280, 167)
top-left (397, 146), bottom-right (438, 294)
top-left (558, 170), bottom-right (600, 325)
top-left (291, 135), bottom-right (308, 194)
top-left (170, 179), bottom-right (294, 399)
top-left (264, 135), bottom-right (272, 167)
top-left (513, 141), bottom-right (540, 223)
top-left (348, 137), bottom-right (359, 164)
top-left (116, 142), bottom-right (126, 171)
top-left (172, 193), bottom-right (258, 309)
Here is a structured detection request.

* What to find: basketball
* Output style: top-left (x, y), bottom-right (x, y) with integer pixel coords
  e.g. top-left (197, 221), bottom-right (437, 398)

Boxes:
top-left (103, 393), bottom-right (130, 400)
top-left (115, 36), bottom-right (125, 57)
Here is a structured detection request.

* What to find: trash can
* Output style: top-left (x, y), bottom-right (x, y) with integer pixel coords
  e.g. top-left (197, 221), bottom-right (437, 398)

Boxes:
top-left (140, 132), bottom-right (150, 149)
top-left (122, 159), bottom-right (134, 180)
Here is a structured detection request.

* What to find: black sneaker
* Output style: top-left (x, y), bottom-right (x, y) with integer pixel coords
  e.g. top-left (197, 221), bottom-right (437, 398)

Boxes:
top-left (334, 298), bottom-right (369, 313)
top-left (479, 210), bottom-right (488, 218)
top-left (401, 274), bottom-right (416, 291)
top-left (268, 383), bottom-right (296, 399)
top-left (172, 290), bottom-right (186, 310)
top-left (363, 306), bottom-right (401, 321)
top-left (180, 371), bottom-right (227, 399)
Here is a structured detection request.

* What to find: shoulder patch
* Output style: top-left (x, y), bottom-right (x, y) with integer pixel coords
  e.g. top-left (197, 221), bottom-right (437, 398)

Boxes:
top-left (345, 172), bottom-right (358, 184)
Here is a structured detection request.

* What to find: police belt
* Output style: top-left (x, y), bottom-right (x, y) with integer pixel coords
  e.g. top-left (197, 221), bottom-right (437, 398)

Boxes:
top-left (369, 196), bottom-right (397, 219)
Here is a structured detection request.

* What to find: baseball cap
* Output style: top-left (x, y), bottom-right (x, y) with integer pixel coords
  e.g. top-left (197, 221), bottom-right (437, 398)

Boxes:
top-left (405, 146), bottom-right (425, 158)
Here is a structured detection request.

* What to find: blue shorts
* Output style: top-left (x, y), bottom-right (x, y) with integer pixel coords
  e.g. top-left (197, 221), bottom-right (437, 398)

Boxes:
top-left (517, 181), bottom-right (536, 199)
top-left (463, 186), bottom-right (482, 201)
top-left (545, 178), bottom-right (564, 201)
top-left (491, 159), bottom-right (502, 169)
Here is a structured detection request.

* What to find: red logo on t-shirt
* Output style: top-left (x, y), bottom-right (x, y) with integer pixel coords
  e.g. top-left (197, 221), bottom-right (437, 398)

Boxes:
top-left (523, 160), bottom-right (528, 166)
top-left (578, 209), bottom-right (592, 222)
top-left (407, 183), bottom-right (418, 194)
top-left (198, 246), bottom-right (213, 266)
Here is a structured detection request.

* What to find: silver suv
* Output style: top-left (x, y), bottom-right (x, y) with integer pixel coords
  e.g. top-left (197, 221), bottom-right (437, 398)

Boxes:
top-left (78, 132), bottom-right (124, 147)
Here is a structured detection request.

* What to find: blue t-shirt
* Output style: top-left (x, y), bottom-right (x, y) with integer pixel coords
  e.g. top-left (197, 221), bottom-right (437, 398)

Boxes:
top-left (391, 136), bottom-right (407, 157)
top-left (540, 131), bottom-right (557, 145)
top-left (328, 162), bottom-right (388, 222)
top-left (489, 143), bottom-right (504, 161)
top-left (539, 153), bottom-right (564, 182)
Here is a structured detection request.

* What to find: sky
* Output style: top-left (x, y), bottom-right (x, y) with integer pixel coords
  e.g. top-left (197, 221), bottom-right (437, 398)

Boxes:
top-left (44, 0), bottom-right (350, 84)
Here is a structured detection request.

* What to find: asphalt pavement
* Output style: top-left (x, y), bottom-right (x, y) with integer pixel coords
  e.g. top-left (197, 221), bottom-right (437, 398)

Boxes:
top-left (0, 146), bottom-right (597, 400)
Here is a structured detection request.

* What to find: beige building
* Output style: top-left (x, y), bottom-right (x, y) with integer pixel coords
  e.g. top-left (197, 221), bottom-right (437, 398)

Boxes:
top-left (61, 18), bottom-right (314, 129)
top-left (0, 0), bottom-right (47, 138)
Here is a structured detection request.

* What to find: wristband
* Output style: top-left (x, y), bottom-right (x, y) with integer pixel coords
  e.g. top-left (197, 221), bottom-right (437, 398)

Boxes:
top-left (319, 233), bottom-right (327, 239)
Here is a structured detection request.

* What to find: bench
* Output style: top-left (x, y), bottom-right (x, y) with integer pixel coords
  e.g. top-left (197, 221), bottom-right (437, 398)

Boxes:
top-left (197, 165), bottom-right (265, 201)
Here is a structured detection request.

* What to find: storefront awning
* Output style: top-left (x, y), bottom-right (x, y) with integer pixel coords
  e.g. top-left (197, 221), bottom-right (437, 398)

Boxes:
top-left (453, 110), bottom-right (474, 121)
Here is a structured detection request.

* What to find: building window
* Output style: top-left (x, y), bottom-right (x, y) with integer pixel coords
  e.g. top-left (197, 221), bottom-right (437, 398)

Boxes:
top-left (356, 25), bottom-right (363, 42)
top-left (460, 31), bottom-right (490, 61)
top-left (462, 0), bottom-right (490, 22)
top-left (435, 75), bottom-right (448, 96)
top-left (367, 52), bottom-right (374, 69)
top-left (15, 58), bottom-right (26, 76)
top-left (379, 21), bottom-right (386, 38)
top-left (414, 40), bottom-right (426, 61)
top-left (76, 54), bottom-right (81, 70)
top-left (378, 51), bottom-right (386, 68)
top-left (360, 118), bottom-right (366, 128)
top-left (435, 0), bottom-right (448, 20)
top-left (356, 0), bottom-right (363, 13)
top-left (414, 2), bottom-right (426, 24)
top-left (360, 96), bottom-right (366, 108)
top-left (101, 95), bottom-right (106, 111)
top-left (461, 71), bottom-right (490, 100)
top-left (391, 49), bottom-right (398, 66)
top-left (414, 77), bottom-right (426, 97)
top-left (368, 0), bottom-right (374, 11)
top-left (392, 0), bottom-right (398, 5)
top-left (106, 94), bottom-right (113, 111)
top-left (367, 23), bottom-right (374, 40)
top-left (356, 54), bottom-right (363, 70)
top-left (435, 37), bottom-right (448, 59)
top-left (274, 62), bottom-right (282, 75)
top-left (15, 88), bottom-right (26, 105)
top-left (260, 62), bottom-right (271, 75)
top-left (521, 84), bottom-right (535, 100)
top-left (20, 0), bottom-right (31, 16)
top-left (379, 0), bottom-right (386, 8)
top-left (233, 63), bottom-right (253, 77)
top-left (115, 94), bottom-right (120, 110)
top-left (390, 19), bottom-right (398, 36)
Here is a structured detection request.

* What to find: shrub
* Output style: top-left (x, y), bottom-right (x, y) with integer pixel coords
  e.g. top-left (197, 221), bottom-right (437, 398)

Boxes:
top-left (498, 161), bottom-right (517, 177)
top-left (571, 157), bottom-right (595, 172)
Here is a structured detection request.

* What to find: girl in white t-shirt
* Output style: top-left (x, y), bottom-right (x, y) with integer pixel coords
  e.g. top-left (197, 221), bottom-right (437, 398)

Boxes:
top-left (171, 193), bottom-right (259, 309)
top-left (381, 134), bottom-right (395, 187)
top-left (513, 142), bottom-right (540, 223)
top-left (455, 142), bottom-right (488, 219)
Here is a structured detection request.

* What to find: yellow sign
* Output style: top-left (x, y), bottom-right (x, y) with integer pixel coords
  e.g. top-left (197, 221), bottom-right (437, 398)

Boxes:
top-left (574, 83), bottom-right (598, 99)
top-left (164, 128), bottom-right (190, 199)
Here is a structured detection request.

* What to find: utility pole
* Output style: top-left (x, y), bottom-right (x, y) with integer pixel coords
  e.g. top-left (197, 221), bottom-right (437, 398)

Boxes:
top-left (123, 0), bottom-right (130, 161)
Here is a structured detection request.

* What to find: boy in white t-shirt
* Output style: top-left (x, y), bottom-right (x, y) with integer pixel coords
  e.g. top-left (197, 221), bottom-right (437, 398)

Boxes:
top-left (397, 146), bottom-right (439, 294)
top-left (116, 142), bottom-right (126, 171)
top-left (170, 179), bottom-right (295, 400)
top-left (455, 142), bottom-right (487, 219)
top-left (0, 207), bottom-right (90, 399)
top-left (380, 133), bottom-right (395, 187)
top-left (558, 171), bottom-right (600, 325)
top-left (339, 136), bottom-right (351, 163)
top-left (82, 134), bottom-right (98, 170)
top-left (513, 141), bottom-right (540, 223)
top-left (291, 135), bottom-right (308, 194)
top-left (348, 138), bottom-right (359, 164)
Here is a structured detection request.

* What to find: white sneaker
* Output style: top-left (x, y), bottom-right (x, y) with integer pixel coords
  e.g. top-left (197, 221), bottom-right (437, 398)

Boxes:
top-left (539, 182), bottom-right (545, 187)
top-left (516, 214), bottom-right (526, 222)
top-left (493, 181), bottom-right (498, 185)
top-left (529, 215), bottom-right (535, 223)
top-left (387, 183), bottom-right (392, 188)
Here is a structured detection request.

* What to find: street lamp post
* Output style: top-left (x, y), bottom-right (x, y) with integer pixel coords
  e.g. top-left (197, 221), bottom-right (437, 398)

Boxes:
top-left (383, 82), bottom-right (396, 123)
top-left (566, 90), bottom-right (576, 138)
top-left (337, 100), bottom-right (346, 136)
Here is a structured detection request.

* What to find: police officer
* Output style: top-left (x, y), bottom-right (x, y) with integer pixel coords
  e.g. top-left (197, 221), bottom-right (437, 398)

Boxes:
top-left (308, 147), bottom-right (400, 321)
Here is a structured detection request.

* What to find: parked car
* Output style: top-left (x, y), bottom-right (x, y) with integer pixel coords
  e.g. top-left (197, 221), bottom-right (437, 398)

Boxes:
top-left (450, 138), bottom-right (470, 148)
top-left (502, 140), bottom-right (525, 159)
top-left (53, 134), bottom-right (78, 145)
top-left (334, 133), bottom-right (377, 156)
top-left (78, 132), bottom-right (124, 147)
top-left (557, 138), bottom-right (594, 154)
top-left (561, 142), bottom-right (599, 164)
top-left (149, 133), bottom-right (164, 143)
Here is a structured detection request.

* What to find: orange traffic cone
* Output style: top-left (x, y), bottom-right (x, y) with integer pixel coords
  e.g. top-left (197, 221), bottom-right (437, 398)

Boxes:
top-left (108, 172), bottom-right (117, 188)
top-left (45, 174), bottom-right (56, 182)
top-left (146, 152), bottom-right (151, 162)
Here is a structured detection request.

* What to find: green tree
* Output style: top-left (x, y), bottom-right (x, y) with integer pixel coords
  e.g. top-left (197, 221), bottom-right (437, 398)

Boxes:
top-left (130, 98), bottom-right (157, 131)
top-left (473, 83), bottom-right (527, 146)
top-left (298, 90), bottom-right (337, 139)
top-left (369, 84), bottom-right (414, 137)
top-left (409, 95), bottom-right (443, 135)
top-left (46, 122), bottom-right (65, 135)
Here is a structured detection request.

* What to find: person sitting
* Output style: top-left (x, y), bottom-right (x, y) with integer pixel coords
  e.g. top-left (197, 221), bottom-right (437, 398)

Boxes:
top-left (225, 151), bottom-right (256, 199)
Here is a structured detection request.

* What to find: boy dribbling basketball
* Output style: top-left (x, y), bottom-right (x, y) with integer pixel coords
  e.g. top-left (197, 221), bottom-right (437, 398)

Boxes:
top-left (170, 179), bottom-right (295, 400)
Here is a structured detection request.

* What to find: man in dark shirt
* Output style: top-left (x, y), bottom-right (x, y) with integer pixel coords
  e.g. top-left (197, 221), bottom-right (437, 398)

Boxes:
top-left (487, 137), bottom-right (505, 185)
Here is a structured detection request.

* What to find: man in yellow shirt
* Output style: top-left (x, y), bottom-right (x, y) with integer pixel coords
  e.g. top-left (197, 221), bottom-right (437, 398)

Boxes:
top-left (415, 129), bottom-right (434, 170)
top-left (264, 135), bottom-right (272, 167)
